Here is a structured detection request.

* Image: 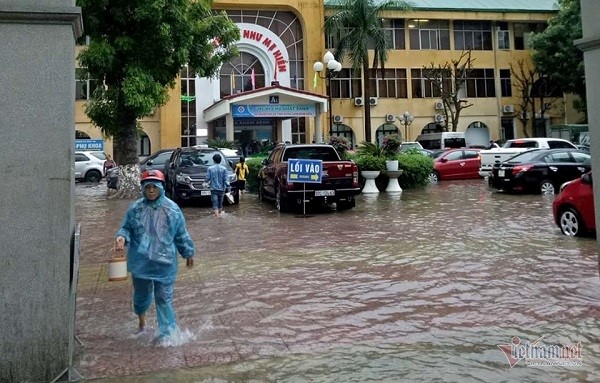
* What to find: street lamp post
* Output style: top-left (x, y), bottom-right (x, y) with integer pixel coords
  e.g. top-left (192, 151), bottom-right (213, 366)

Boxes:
top-left (313, 51), bottom-right (342, 139)
top-left (398, 111), bottom-right (414, 141)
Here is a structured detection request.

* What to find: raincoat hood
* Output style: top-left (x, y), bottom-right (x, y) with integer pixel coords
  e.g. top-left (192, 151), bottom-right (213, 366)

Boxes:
top-left (141, 180), bottom-right (166, 206)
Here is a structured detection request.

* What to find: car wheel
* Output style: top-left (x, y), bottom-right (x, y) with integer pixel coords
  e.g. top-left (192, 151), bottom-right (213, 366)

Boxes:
top-left (429, 171), bottom-right (439, 183)
top-left (540, 180), bottom-right (555, 195)
top-left (85, 170), bottom-right (102, 183)
top-left (275, 186), bottom-right (289, 213)
top-left (559, 207), bottom-right (586, 237)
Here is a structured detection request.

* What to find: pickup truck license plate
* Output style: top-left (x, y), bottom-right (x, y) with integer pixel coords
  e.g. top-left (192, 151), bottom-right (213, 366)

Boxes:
top-left (498, 169), bottom-right (505, 178)
top-left (200, 190), bottom-right (211, 196)
top-left (315, 190), bottom-right (335, 196)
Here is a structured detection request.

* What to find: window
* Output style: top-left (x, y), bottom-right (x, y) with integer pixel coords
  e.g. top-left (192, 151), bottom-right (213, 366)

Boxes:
top-left (330, 69), bottom-right (362, 99)
top-left (497, 22), bottom-right (510, 50)
top-left (453, 21), bottom-right (492, 50)
top-left (411, 69), bottom-right (442, 98)
top-left (444, 151), bottom-right (463, 161)
top-left (139, 134), bottom-right (150, 157)
top-left (409, 20), bottom-right (450, 50)
top-left (514, 22), bottom-right (546, 50)
top-left (181, 65), bottom-right (197, 147)
top-left (331, 124), bottom-right (355, 148)
top-left (463, 150), bottom-right (479, 159)
top-left (571, 152), bottom-right (591, 164)
top-left (75, 69), bottom-right (100, 100)
top-left (465, 69), bottom-right (495, 98)
top-left (369, 68), bottom-right (408, 98)
top-left (548, 140), bottom-right (576, 149)
top-left (291, 117), bottom-right (306, 144)
top-left (382, 19), bottom-right (405, 49)
top-left (375, 124), bottom-right (399, 146)
top-left (544, 152), bottom-right (574, 163)
top-left (500, 69), bottom-right (512, 97)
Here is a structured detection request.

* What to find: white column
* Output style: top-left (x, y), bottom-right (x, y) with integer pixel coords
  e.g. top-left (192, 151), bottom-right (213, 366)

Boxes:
top-left (314, 103), bottom-right (324, 143)
top-left (225, 113), bottom-right (234, 141)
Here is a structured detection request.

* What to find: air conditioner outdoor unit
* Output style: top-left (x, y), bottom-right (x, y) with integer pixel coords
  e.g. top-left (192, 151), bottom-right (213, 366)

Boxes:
top-left (434, 114), bottom-right (445, 123)
top-left (333, 115), bottom-right (344, 123)
top-left (354, 97), bottom-right (364, 106)
top-left (434, 101), bottom-right (444, 110)
top-left (385, 114), bottom-right (395, 123)
top-left (502, 105), bottom-right (514, 113)
top-left (369, 97), bottom-right (378, 106)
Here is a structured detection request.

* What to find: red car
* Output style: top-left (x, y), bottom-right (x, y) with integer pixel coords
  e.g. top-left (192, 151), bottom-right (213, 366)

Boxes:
top-left (429, 148), bottom-right (481, 182)
top-left (552, 172), bottom-right (595, 236)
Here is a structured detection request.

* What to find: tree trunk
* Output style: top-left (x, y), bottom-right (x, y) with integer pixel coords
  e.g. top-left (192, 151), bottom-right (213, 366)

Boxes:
top-left (110, 96), bottom-right (142, 199)
top-left (362, 57), bottom-right (372, 143)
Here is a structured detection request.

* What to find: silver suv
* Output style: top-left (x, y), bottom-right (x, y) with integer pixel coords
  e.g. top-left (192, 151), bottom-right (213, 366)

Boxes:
top-left (75, 151), bottom-right (106, 182)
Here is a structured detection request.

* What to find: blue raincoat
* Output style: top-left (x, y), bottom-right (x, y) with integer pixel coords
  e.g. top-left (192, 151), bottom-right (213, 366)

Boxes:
top-left (116, 181), bottom-right (194, 337)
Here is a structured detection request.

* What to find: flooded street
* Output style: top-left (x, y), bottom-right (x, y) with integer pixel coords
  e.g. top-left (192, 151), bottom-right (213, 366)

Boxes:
top-left (74, 180), bottom-right (600, 382)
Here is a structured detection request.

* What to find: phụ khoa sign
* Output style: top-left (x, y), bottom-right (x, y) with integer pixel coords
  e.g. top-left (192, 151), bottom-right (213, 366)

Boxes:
top-left (287, 159), bottom-right (322, 184)
top-left (75, 139), bottom-right (104, 151)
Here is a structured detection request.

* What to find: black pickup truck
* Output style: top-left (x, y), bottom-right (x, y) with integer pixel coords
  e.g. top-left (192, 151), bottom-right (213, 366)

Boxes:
top-left (257, 143), bottom-right (361, 212)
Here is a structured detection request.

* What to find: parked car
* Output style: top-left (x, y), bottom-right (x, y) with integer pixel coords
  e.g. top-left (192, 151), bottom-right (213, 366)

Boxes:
top-left (429, 148), bottom-right (481, 183)
top-left (490, 149), bottom-right (591, 194)
top-left (165, 146), bottom-right (239, 204)
top-left (75, 151), bottom-right (106, 182)
top-left (219, 147), bottom-right (242, 166)
top-left (478, 137), bottom-right (577, 178)
top-left (416, 132), bottom-right (466, 150)
top-left (399, 142), bottom-right (424, 152)
top-left (106, 148), bottom-right (175, 190)
top-left (140, 148), bottom-right (175, 173)
top-left (257, 143), bottom-right (361, 212)
top-left (553, 171), bottom-right (595, 236)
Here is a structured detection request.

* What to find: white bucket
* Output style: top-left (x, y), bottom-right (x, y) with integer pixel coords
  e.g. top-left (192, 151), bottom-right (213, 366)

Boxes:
top-left (108, 252), bottom-right (128, 281)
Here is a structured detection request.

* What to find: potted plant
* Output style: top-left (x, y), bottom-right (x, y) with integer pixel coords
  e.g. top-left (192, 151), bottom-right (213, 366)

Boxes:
top-left (382, 133), bottom-right (403, 171)
top-left (352, 153), bottom-right (385, 194)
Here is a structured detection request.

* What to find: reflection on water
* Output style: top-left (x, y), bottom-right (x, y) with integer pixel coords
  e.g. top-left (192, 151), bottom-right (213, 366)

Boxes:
top-left (75, 180), bottom-right (600, 382)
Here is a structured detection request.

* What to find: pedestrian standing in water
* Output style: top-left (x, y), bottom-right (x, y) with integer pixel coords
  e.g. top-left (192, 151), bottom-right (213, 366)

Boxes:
top-left (206, 153), bottom-right (231, 217)
top-left (234, 156), bottom-right (250, 196)
top-left (115, 170), bottom-right (195, 340)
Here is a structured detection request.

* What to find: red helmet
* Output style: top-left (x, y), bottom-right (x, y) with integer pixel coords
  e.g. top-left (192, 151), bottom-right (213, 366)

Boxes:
top-left (140, 169), bottom-right (165, 183)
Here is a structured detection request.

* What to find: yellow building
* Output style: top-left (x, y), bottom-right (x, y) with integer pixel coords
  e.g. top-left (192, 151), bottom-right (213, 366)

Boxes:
top-left (75, 0), bottom-right (571, 156)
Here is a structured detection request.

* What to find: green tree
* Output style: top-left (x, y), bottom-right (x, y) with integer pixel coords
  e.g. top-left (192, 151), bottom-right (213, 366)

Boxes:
top-left (324, 0), bottom-right (411, 143)
top-left (530, 0), bottom-right (585, 119)
top-left (77, 0), bottom-right (240, 197)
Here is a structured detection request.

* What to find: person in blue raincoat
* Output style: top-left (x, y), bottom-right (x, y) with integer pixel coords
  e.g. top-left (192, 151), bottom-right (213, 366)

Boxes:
top-left (115, 169), bottom-right (195, 337)
top-left (205, 153), bottom-right (231, 218)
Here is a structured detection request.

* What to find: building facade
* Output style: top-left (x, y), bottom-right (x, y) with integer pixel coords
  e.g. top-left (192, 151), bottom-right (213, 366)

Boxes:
top-left (75, 0), bottom-right (574, 155)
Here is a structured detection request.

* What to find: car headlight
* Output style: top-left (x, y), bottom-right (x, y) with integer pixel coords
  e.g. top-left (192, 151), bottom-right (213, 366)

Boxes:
top-left (228, 173), bottom-right (237, 183)
top-left (176, 174), bottom-right (192, 184)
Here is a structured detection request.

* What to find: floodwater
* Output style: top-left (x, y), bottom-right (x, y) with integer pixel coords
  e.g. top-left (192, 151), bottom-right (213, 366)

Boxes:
top-left (74, 180), bottom-right (600, 382)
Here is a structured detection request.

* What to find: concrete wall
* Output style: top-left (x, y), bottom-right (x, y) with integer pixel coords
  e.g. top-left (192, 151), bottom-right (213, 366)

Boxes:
top-left (577, 0), bottom-right (600, 267)
top-left (0, 1), bottom-right (82, 381)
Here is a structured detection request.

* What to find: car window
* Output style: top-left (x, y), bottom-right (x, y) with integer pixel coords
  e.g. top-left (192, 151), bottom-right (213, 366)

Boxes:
top-left (504, 140), bottom-right (538, 148)
top-left (548, 140), bottom-right (576, 149)
top-left (179, 151), bottom-right (224, 167)
top-left (443, 138), bottom-right (466, 149)
top-left (506, 151), bottom-right (541, 163)
top-left (443, 151), bottom-right (463, 161)
top-left (463, 150), bottom-right (479, 159)
top-left (543, 152), bottom-right (574, 163)
top-left (89, 152), bottom-right (107, 160)
top-left (75, 153), bottom-right (90, 162)
top-left (571, 152), bottom-right (591, 164)
top-left (282, 147), bottom-right (339, 161)
top-left (146, 151), bottom-right (172, 165)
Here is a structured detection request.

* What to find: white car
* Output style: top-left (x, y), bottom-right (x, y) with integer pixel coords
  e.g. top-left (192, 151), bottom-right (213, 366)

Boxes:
top-left (75, 151), bottom-right (106, 182)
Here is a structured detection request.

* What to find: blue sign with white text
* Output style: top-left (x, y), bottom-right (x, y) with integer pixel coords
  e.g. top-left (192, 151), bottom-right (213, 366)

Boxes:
top-left (75, 139), bottom-right (104, 151)
top-left (287, 159), bottom-right (323, 184)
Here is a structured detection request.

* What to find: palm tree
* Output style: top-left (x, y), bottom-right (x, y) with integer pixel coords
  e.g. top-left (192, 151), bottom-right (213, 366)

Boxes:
top-left (324, 0), bottom-right (411, 143)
